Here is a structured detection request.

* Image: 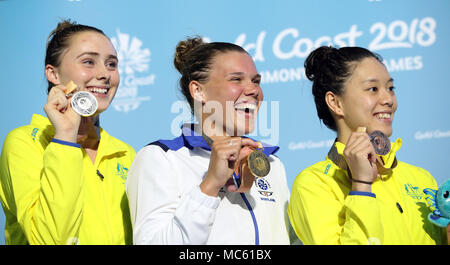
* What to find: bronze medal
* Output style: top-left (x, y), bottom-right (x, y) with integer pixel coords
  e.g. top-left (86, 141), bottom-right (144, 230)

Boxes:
top-left (369, 130), bottom-right (390, 156)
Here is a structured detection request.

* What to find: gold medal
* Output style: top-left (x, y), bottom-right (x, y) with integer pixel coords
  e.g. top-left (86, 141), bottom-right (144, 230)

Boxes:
top-left (201, 133), bottom-right (271, 192)
top-left (247, 149), bottom-right (270, 178)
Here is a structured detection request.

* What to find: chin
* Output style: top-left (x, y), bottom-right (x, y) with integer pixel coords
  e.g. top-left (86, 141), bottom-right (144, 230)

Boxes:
top-left (369, 126), bottom-right (393, 138)
top-left (234, 122), bottom-right (255, 136)
top-left (231, 112), bottom-right (256, 136)
top-left (97, 100), bottom-right (112, 112)
top-left (385, 128), bottom-right (393, 138)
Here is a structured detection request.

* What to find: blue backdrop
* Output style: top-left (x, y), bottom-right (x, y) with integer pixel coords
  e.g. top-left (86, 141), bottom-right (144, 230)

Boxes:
top-left (0, 0), bottom-right (449, 244)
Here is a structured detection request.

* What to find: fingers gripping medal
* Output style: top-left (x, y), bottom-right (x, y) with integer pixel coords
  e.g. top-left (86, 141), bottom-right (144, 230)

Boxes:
top-left (369, 130), bottom-right (392, 176)
top-left (356, 127), bottom-right (391, 156)
top-left (357, 127), bottom-right (393, 177)
top-left (202, 134), bottom-right (270, 193)
top-left (65, 81), bottom-right (98, 117)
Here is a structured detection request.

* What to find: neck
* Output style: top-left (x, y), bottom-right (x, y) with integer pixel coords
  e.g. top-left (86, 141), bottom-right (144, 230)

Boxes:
top-left (196, 109), bottom-right (229, 138)
top-left (201, 121), bottom-right (230, 138)
top-left (335, 118), bottom-right (353, 145)
top-left (337, 129), bottom-right (351, 145)
top-left (77, 116), bottom-right (100, 149)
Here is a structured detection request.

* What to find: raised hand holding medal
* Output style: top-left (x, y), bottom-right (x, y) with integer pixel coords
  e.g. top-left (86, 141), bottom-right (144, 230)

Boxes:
top-left (44, 81), bottom-right (86, 143)
top-left (202, 133), bottom-right (270, 193)
top-left (65, 80), bottom-right (98, 117)
top-left (355, 127), bottom-right (391, 168)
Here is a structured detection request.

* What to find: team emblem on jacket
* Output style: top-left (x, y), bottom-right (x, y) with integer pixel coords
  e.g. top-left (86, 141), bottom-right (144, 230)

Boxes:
top-left (255, 178), bottom-right (273, 198)
top-left (116, 162), bottom-right (129, 184)
top-left (404, 183), bottom-right (424, 200)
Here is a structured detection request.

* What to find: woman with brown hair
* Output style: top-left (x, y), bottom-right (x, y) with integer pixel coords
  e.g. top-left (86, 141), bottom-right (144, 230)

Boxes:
top-left (0, 20), bottom-right (135, 245)
top-left (126, 37), bottom-right (295, 245)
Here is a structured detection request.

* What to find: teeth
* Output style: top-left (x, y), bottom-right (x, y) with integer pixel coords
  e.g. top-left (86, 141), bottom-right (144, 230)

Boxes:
top-left (89, 87), bottom-right (108, 94)
top-left (235, 103), bottom-right (257, 111)
top-left (376, 113), bottom-right (391, 119)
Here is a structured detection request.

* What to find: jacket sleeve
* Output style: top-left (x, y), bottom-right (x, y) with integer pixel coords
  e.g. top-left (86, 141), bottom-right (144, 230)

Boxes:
top-left (0, 130), bottom-right (84, 244)
top-left (288, 168), bottom-right (383, 245)
top-left (126, 145), bottom-right (221, 245)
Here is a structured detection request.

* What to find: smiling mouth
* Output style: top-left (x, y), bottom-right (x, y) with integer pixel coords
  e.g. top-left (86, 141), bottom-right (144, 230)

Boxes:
top-left (235, 103), bottom-right (257, 114)
top-left (87, 86), bottom-right (109, 95)
top-left (375, 113), bottom-right (392, 119)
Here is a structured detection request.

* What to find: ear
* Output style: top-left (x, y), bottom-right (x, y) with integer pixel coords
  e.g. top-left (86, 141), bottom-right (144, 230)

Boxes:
top-left (325, 91), bottom-right (344, 117)
top-left (189, 80), bottom-right (206, 103)
top-left (45, 64), bottom-right (61, 86)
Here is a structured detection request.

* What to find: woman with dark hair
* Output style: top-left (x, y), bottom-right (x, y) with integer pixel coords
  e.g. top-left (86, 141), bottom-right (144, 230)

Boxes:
top-left (0, 20), bottom-right (135, 244)
top-left (288, 46), bottom-right (448, 245)
top-left (126, 37), bottom-right (295, 245)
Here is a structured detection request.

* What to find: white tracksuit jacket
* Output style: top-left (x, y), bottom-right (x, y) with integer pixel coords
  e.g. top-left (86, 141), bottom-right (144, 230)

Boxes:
top-left (126, 124), bottom-right (295, 245)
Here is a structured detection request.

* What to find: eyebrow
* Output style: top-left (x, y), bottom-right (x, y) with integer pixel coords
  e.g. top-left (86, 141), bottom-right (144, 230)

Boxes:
top-left (76, 52), bottom-right (118, 61)
top-left (226, 72), bottom-right (261, 79)
top-left (226, 72), bottom-right (245, 76)
top-left (364, 77), bottom-right (394, 83)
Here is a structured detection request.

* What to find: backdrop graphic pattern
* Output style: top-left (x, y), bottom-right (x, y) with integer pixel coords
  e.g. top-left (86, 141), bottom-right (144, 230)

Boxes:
top-left (0, 0), bottom-right (449, 244)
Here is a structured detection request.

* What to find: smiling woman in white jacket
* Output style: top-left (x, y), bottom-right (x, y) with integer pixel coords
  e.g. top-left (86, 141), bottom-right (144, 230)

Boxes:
top-left (126, 37), bottom-right (295, 245)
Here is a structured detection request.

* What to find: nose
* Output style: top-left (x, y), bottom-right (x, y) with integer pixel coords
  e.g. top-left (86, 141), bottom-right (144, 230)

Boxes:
top-left (243, 80), bottom-right (261, 98)
top-left (96, 65), bottom-right (111, 82)
top-left (379, 87), bottom-right (394, 107)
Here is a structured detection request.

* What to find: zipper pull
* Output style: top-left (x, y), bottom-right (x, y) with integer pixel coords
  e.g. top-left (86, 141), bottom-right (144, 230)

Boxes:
top-left (97, 170), bottom-right (104, 181)
top-left (396, 202), bottom-right (403, 213)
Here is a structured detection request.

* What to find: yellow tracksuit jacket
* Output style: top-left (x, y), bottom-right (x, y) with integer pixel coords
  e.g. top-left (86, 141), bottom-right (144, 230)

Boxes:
top-left (0, 114), bottom-right (135, 244)
top-left (288, 138), bottom-right (447, 245)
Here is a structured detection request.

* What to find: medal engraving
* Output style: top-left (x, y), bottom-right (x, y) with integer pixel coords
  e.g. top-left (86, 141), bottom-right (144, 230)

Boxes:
top-left (248, 150), bottom-right (270, 178)
top-left (71, 91), bottom-right (98, 117)
top-left (369, 130), bottom-right (390, 156)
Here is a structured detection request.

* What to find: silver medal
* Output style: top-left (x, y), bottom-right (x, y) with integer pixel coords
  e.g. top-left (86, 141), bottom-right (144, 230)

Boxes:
top-left (71, 91), bottom-right (98, 117)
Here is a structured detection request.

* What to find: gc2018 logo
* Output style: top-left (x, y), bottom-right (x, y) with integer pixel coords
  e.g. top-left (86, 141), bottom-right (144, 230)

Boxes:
top-left (111, 29), bottom-right (155, 112)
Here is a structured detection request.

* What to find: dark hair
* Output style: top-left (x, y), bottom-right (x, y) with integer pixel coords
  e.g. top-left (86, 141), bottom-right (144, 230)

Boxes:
top-left (174, 36), bottom-right (248, 112)
top-left (45, 19), bottom-right (106, 93)
top-left (304, 46), bottom-right (383, 131)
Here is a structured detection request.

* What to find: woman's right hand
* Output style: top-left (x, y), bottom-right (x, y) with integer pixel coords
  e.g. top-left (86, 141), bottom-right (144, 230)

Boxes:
top-left (44, 84), bottom-right (81, 143)
top-left (200, 137), bottom-right (260, 196)
top-left (343, 128), bottom-right (378, 192)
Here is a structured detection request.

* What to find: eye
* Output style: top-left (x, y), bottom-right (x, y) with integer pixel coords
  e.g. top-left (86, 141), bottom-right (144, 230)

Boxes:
top-left (83, 59), bottom-right (94, 66)
top-left (368, 87), bottom-right (378, 92)
top-left (252, 78), bottom-right (261, 85)
top-left (388, 86), bottom-right (396, 91)
top-left (106, 60), bottom-right (118, 69)
top-left (444, 190), bottom-right (449, 199)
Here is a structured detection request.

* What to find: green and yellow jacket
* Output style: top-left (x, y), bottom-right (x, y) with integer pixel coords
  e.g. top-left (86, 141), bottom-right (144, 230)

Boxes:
top-left (288, 139), bottom-right (447, 245)
top-left (0, 114), bottom-right (135, 245)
